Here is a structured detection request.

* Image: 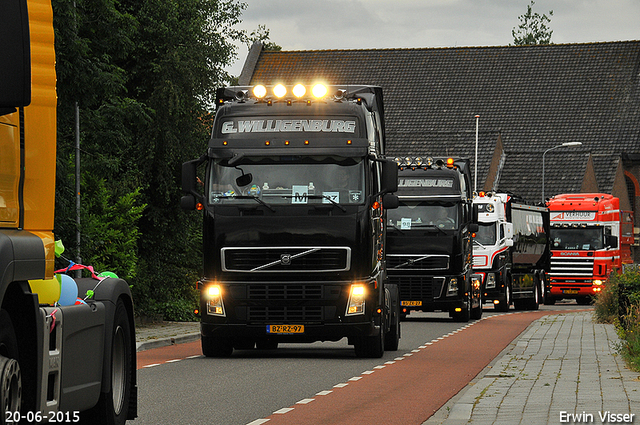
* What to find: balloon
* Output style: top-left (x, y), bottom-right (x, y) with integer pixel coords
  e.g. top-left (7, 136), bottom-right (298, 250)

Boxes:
top-left (28, 277), bottom-right (61, 305)
top-left (98, 271), bottom-right (118, 279)
top-left (74, 298), bottom-right (87, 305)
top-left (54, 240), bottom-right (65, 258)
top-left (57, 274), bottom-right (78, 306)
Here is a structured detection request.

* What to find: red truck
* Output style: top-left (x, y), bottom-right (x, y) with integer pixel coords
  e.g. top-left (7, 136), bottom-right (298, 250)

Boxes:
top-left (546, 193), bottom-right (634, 304)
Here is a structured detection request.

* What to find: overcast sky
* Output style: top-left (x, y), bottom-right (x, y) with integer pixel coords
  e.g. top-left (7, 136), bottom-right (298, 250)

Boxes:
top-left (226, 0), bottom-right (640, 76)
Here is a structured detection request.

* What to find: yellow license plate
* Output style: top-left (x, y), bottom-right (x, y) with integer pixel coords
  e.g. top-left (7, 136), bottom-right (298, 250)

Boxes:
top-left (401, 301), bottom-right (423, 307)
top-left (563, 290), bottom-right (579, 294)
top-left (267, 325), bottom-right (304, 334)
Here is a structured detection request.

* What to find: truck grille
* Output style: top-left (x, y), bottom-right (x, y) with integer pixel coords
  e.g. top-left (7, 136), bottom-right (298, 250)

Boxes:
top-left (550, 257), bottom-right (594, 279)
top-left (247, 306), bottom-right (325, 322)
top-left (391, 275), bottom-right (439, 301)
top-left (248, 284), bottom-right (323, 300)
top-left (387, 254), bottom-right (449, 270)
top-left (222, 247), bottom-right (351, 272)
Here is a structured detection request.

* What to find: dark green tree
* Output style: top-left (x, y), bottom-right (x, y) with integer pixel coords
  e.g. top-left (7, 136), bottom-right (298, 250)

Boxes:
top-left (52, 0), bottom-right (250, 319)
top-left (512, 1), bottom-right (554, 46)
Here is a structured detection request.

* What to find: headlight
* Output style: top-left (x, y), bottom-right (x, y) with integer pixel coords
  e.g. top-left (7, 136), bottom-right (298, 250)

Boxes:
top-left (471, 275), bottom-right (482, 289)
top-left (486, 273), bottom-right (496, 289)
top-left (447, 277), bottom-right (458, 296)
top-left (346, 284), bottom-right (366, 315)
top-left (204, 284), bottom-right (225, 316)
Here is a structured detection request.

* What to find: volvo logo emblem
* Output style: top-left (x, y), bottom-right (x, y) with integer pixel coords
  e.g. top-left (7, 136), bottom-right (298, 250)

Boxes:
top-left (280, 254), bottom-right (292, 265)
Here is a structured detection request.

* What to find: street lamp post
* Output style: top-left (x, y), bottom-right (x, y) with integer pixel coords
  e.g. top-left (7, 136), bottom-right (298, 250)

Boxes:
top-left (542, 142), bottom-right (583, 203)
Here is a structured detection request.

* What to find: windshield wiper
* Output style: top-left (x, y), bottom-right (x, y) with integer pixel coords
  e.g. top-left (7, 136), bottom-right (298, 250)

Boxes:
top-left (387, 223), bottom-right (406, 234)
top-left (225, 195), bottom-right (275, 212)
top-left (410, 223), bottom-right (447, 235)
top-left (302, 195), bottom-right (347, 212)
top-left (473, 240), bottom-right (487, 249)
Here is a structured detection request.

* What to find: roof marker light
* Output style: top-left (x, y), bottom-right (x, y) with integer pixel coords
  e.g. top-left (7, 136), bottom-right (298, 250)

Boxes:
top-left (253, 85), bottom-right (267, 99)
top-left (293, 84), bottom-right (306, 98)
top-left (273, 84), bottom-right (287, 98)
top-left (312, 84), bottom-right (328, 98)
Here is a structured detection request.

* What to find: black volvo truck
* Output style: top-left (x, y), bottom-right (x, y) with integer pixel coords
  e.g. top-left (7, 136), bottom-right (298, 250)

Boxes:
top-left (181, 84), bottom-right (400, 357)
top-left (386, 157), bottom-right (481, 322)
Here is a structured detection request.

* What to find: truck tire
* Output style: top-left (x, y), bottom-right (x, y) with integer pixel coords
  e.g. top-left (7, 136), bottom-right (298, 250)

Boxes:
top-left (384, 286), bottom-right (400, 351)
top-left (83, 299), bottom-right (133, 425)
top-left (451, 293), bottom-right (471, 322)
top-left (528, 282), bottom-right (540, 310)
top-left (0, 310), bottom-right (21, 423)
top-left (470, 298), bottom-right (483, 320)
top-left (202, 335), bottom-right (233, 357)
top-left (495, 278), bottom-right (511, 312)
top-left (354, 318), bottom-right (385, 358)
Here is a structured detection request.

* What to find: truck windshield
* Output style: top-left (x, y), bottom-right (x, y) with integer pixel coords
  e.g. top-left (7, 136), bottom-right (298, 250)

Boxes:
top-left (475, 222), bottom-right (497, 245)
top-left (550, 227), bottom-right (604, 250)
top-left (208, 156), bottom-right (365, 205)
top-left (387, 201), bottom-right (458, 230)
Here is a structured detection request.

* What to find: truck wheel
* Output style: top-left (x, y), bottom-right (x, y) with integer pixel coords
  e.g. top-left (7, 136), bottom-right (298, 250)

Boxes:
top-left (202, 335), bottom-right (233, 357)
top-left (520, 278), bottom-right (540, 310)
top-left (451, 294), bottom-right (471, 322)
top-left (384, 311), bottom-right (400, 351)
top-left (354, 318), bottom-right (385, 358)
top-left (577, 296), bottom-right (592, 305)
top-left (470, 299), bottom-right (483, 320)
top-left (0, 310), bottom-right (21, 421)
top-left (495, 279), bottom-right (511, 312)
top-left (0, 356), bottom-right (21, 420)
top-left (384, 286), bottom-right (400, 351)
top-left (83, 299), bottom-right (133, 425)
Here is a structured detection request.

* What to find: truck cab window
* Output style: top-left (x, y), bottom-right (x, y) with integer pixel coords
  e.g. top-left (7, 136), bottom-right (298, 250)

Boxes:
top-left (550, 227), bottom-right (604, 250)
top-left (475, 222), bottom-right (497, 245)
top-left (208, 156), bottom-right (365, 205)
top-left (388, 201), bottom-right (458, 230)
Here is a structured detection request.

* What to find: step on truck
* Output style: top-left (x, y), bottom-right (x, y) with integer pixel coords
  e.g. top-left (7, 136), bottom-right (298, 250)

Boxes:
top-left (0, 0), bottom-right (137, 423)
top-left (472, 192), bottom-right (550, 311)
top-left (385, 157), bottom-right (481, 322)
top-left (546, 193), bottom-right (634, 304)
top-left (181, 84), bottom-right (401, 358)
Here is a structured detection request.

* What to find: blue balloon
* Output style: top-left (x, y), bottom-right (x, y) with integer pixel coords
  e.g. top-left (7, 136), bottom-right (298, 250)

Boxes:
top-left (58, 274), bottom-right (78, 306)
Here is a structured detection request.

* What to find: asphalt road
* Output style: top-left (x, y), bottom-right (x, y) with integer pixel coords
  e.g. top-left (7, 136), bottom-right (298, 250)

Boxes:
top-left (135, 302), bottom-right (588, 425)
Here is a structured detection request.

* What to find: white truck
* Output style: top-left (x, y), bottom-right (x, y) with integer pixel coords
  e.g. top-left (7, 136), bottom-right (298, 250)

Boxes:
top-left (472, 192), bottom-right (550, 311)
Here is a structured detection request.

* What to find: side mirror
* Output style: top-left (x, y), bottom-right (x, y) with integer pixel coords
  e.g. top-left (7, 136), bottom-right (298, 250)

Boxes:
top-left (182, 160), bottom-right (198, 194)
top-left (383, 193), bottom-right (399, 209)
top-left (469, 223), bottom-right (479, 233)
top-left (505, 238), bottom-right (514, 247)
top-left (0, 0), bottom-right (31, 110)
top-left (181, 195), bottom-right (196, 211)
top-left (472, 203), bottom-right (479, 223)
top-left (505, 223), bottom-right (514, 239)
top-left (381, 159), bottom-right (398, 193)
